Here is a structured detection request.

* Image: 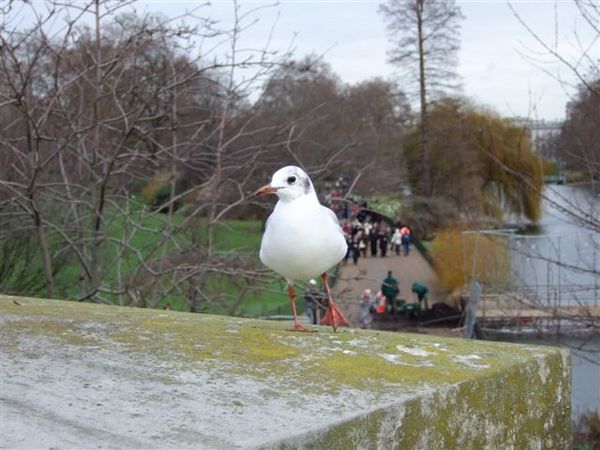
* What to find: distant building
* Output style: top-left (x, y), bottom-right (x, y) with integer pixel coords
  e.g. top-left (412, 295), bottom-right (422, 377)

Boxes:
top-left (510, 118), bottom-right (563, 160)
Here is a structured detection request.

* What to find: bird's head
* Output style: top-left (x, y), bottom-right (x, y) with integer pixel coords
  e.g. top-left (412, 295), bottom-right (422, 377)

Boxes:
top-left (255, 166), bottom-right (314, 202)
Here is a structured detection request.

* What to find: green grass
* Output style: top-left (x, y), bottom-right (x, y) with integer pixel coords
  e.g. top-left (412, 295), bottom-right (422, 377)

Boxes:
top-left (369, 194), bottom-right (404, 220)
top-left (110, 215), bottom-right (295, 316)
top-left (2, 198), bottom-right (298, 317)
top-left (196, 220), bottom-right (305, 317)
top-left (1, 194), bottom-right (313, 318)
top-left (210, 220), bottom-right (264, 253)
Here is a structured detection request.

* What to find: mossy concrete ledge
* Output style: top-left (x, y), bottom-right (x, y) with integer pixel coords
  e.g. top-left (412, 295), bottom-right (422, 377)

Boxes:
top-left (1, 295), bottom-right (571, 449)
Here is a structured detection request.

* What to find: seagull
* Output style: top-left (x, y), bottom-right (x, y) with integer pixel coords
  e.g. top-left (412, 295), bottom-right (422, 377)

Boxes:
top-left (255, 166), bottom-right (350, 332)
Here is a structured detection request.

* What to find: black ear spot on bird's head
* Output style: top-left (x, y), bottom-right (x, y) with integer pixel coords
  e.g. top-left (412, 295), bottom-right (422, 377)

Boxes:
top-left (304, 177), bottom-right (310, 194)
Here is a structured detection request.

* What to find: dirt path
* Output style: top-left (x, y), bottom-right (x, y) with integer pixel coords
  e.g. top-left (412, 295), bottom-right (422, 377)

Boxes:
top-left (335, 247), bottom-right (445, 327)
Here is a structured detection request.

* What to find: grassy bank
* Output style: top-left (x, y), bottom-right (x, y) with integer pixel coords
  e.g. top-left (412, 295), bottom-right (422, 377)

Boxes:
top-left (1, 203), bottom-right (297, 318)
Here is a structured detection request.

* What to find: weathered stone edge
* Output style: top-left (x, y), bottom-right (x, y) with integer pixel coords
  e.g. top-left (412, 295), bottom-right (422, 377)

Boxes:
top-left (261, 346), bottom-right (571, 449)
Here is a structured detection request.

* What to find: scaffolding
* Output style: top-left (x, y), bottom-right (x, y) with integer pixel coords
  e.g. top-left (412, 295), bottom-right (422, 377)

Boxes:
top-left (461, 229), bottom-right (600, 334)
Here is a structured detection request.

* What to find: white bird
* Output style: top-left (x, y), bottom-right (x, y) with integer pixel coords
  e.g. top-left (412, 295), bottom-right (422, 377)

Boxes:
top-left (255, 166), bottom-right (349, 332)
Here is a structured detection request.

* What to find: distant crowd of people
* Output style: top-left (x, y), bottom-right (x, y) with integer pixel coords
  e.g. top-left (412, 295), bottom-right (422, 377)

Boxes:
top-left (342, 220), bottom-right (413, 265)
top-left (303, 180), bottom-right (422, 327)
top-left (321, 178), bottom-right (413, 265)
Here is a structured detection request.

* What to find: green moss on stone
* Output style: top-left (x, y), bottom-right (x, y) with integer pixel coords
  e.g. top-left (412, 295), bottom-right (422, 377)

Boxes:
top-left (0, 295), bottom-right (572, 449)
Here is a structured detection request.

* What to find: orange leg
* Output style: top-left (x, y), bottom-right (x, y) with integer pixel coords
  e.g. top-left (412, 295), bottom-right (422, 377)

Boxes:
top-left (319, 273), bottom-right (349, 332)
top-left (287, 283), bottom-right (313, 332)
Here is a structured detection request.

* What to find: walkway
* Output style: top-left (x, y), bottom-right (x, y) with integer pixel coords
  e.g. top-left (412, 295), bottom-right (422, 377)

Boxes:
top-left (336, 247), bottom-right (445, 327)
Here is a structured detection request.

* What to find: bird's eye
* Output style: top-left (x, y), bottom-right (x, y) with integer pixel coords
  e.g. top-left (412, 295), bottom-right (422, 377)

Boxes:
top-left (287, 176), bottom-right (296, 184)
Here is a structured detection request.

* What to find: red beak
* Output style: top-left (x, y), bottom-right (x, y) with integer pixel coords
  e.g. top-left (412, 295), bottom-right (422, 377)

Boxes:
top-left (255, 185), bottom-right (279, 196)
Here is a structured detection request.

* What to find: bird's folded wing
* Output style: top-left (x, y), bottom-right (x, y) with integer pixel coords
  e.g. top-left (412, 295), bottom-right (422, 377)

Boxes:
top-left (264, 213), bottom-right (274, 232)
top-left (321, 205), bottom-right (343, 231)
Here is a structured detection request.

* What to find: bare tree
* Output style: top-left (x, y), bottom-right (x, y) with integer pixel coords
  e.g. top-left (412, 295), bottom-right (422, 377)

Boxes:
top-left (0, 0), bottom-right (403, 316)
top-left (0, 0), bottom-right (300, 312)
top-left (559, 79), bottom-right (600, 175)
top-left (341, 78), bottom-right (411, 194)
top-left (379, 0), bottom-right (464, 196)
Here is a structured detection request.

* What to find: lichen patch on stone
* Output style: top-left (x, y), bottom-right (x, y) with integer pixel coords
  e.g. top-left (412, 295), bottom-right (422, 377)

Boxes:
top-left (396, 344), bottom-right (435, 357)
top-left (0, 295), bottom-right (572, 449)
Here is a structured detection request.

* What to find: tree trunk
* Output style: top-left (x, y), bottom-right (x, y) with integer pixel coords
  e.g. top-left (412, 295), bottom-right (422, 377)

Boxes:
top-left (90, 0), bottom-right (102, 294)
top-left (416, 0), bottom-right (430, 196)
top-left (31, 199), bottom-right (55, 298)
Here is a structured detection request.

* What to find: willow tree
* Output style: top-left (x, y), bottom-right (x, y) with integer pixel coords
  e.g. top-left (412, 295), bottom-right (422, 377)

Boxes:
top-left (404, 98), bottom-right (544, 224)
top-left (379, 0), bottom-right (464, 196)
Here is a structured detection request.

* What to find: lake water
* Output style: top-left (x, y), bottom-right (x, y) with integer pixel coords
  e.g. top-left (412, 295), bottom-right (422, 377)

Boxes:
top-left (509, 184), bottom-right (599, 307)
top-left (502, 184), bottom-right (600, 415)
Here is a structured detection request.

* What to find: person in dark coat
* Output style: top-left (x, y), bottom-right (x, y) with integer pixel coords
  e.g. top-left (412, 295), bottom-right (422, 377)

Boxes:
top-left (369, 226), bottom-right (379, 257)
top-left (411, 282), bottom-right (429, 310)
top-left (378, 231), bottom-right (389, 257)
top-left (343, 234), bottom-right (352, 265)
top-left (304, 280), bottom-right (319, 324)
top-left (381, 271), bottom-right (400, 313)
top-left (348, 238), bottom-right (359, 265)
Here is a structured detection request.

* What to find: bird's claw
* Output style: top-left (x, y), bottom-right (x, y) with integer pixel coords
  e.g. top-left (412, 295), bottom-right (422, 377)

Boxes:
top-left (320, 303), bottom-right (350, 332)
top-left (287, 323), bottom-right (317, 333)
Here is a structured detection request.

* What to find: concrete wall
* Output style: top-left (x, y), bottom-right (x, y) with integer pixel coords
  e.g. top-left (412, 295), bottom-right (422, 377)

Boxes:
top-left (0, 295), bottom-right (571, 449)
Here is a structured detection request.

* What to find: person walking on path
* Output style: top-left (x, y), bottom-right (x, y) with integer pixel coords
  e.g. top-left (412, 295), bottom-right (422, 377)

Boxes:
top-left (378, 230), bottom-right (389, 257)
top-left (304, 279), bottom-right (320, 324)
top-left (411, 282), bottom-right (429, 310)
top-left (358, 289), bottom-right (375, 327)
top-left (381, 270), bottom-right (400, 313)
top-left (369, 225), bottom-right (379, 257)
top-left (374, 291), bottom-right (387, 314)
top-left (391, 227), bottom-right (402, 256)
top-left (349, 237), bottom-right (359, 265)
top-left (358, 233), bottom-right (367, 258)
top-left (400, 226), bottom-right (411, 256)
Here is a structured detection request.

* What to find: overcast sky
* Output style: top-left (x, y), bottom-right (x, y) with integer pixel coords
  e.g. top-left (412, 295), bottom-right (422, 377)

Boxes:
top-left (12, 1), bottom-right (597, 121)
top-left (163, 0), bottom-right (595, 122)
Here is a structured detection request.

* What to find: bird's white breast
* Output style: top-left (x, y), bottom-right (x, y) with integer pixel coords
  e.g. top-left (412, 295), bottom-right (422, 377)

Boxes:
top-left (259, 195), bottom-right (346, 281)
